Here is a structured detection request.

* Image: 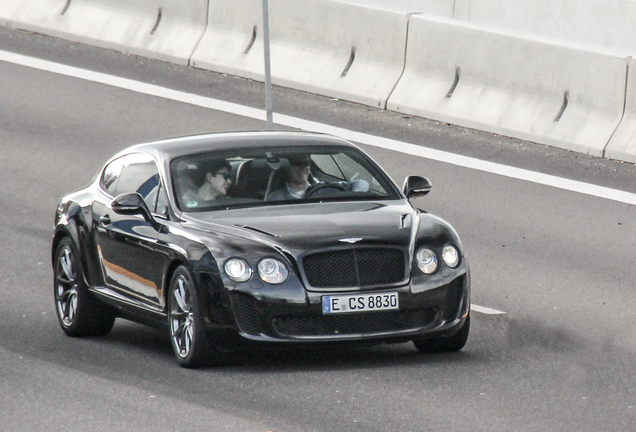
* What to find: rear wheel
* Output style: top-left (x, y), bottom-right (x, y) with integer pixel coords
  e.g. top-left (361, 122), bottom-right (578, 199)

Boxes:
top-left (53, 237), bottom-right (115, 336)
top-left (168, 266), bottom-right (211, 368)
top-left (413, 314), bottom-right (470, 354)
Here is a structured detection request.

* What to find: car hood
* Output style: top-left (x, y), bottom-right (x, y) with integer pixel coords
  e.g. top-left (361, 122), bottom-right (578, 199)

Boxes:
top-left (182, 201), bottom-right (419, 254)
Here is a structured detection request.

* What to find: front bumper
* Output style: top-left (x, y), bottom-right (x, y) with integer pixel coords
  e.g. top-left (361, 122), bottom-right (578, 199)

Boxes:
top-left (221, 274), bottom-right (470, 344)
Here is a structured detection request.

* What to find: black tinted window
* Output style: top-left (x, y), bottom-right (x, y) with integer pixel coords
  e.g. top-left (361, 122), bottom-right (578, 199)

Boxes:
top-left (100, 157), bottom-right (124, 196)
top-left (102, 153), bottom-right (162, 212)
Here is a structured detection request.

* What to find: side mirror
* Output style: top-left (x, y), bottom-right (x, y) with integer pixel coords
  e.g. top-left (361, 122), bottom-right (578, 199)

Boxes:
top-left (111, 192), bottom-right (153, 222)
top-left (403, 176), bottom-right (432, 199)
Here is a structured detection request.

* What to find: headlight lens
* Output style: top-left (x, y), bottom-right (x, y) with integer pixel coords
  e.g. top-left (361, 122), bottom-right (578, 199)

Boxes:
top-left (442, 245), bottom-right (460, 268)
top-left (416, 248), bottom-right (438, 274)
top-left (257, 258), bottom-right (289, 284)
top-left (224, 258), bottom-right (252, 282)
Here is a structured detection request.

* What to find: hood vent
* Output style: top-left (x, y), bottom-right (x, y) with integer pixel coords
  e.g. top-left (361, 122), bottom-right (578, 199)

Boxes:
top-left (400, 214), bottom-right (411, 229)
top-left (233, 224), bottom-right (278, 238)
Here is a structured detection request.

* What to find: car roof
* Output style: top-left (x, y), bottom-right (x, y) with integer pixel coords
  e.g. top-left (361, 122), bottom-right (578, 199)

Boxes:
top-left (117, 131), bottom-right (358, 162)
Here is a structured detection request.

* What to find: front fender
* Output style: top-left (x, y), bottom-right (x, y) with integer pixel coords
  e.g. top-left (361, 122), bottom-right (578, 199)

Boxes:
top-left (52, 200), bottom-right (101, 288)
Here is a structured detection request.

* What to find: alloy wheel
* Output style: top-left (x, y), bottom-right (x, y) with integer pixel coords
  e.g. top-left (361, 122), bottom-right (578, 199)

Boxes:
top-left (55, 245), bottom-right (79, 328)
top-left (170, 275), bottom-right (195, 358)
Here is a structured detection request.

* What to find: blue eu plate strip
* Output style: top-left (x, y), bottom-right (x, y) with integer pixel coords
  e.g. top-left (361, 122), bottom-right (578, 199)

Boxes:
top-left (322, 296), bottom-right (331, 314)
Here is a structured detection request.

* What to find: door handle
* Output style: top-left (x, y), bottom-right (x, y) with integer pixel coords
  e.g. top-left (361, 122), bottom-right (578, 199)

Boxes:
top-left (100, 214), bottom-right (112, 225)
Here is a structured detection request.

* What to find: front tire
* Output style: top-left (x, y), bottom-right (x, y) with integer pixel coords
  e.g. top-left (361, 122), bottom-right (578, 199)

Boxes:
top-left (168, 266), bottom-right (211, 368)
top-left (53, 237), bottom-right (115, 337)
top-left (413, 314), bottom-right (470, 354)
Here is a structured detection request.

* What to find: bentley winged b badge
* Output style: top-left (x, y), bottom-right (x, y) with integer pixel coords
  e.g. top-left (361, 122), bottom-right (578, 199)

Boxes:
top-left (338, 238), bottom-right (363, 244)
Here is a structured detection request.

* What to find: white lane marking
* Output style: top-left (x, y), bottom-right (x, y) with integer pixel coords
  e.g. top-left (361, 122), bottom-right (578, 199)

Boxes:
top-left (2, 50), bottom-right (635, 205)
top-left (471, 304), bottom-right (506, 315)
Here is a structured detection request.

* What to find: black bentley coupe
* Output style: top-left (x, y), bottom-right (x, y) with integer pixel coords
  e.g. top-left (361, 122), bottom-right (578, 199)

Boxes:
top-left (52, 131), bottom-right (470, 367)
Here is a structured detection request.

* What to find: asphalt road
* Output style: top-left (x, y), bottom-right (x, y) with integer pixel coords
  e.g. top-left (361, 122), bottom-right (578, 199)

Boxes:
top-left (1, 27), bottom-right (635, 431)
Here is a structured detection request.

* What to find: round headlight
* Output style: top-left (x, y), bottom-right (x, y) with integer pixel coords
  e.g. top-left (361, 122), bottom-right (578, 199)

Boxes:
top-left (416, 248), bottom-right (438, 274)
top-left (224, 258), bottom-right (252, 282)
top-left (442, 245), bottom-right (460, 268)
top-left (257, 258), bottom-right (289, 284)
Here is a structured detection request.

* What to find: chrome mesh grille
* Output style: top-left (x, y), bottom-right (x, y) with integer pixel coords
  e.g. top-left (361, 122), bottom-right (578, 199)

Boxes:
top-left (231, 292), bottom-right (265, 335)
top-left (301, 248), bottom-right (406, 289)
top-left (443, 278), bottom-right (464, 321)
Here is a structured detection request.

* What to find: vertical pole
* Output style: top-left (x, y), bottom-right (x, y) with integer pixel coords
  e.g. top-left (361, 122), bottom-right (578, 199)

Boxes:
top-left (262, 0), bottom-right (274, 129)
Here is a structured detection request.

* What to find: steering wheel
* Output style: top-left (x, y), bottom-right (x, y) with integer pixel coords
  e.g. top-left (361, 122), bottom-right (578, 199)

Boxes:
top-left (305, 182), bottom-right (347, 198)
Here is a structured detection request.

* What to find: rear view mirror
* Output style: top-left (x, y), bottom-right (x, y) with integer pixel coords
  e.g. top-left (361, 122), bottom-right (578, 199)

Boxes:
top-left (403, 176), bottom-right (432, 199)
top-left (111, 192), bottom-right (153, 222)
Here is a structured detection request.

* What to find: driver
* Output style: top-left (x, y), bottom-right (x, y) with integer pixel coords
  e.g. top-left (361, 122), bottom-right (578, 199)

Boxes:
top-left (268, 154), bottom-right (312, 200)
top-left (266, 154), bottom-right (368, 201)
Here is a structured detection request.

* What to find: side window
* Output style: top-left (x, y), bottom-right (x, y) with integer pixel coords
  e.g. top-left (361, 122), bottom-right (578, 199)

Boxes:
top-left (101, 157), bottom-right (125, 196)
top-left (336, 153), bottom-right (389, 195)
top-left (103, 153), bottom-right (164, 214)
top-left (133, 173), bottom-right (160, 210)
top-left (331, 153), bottom-right (373, 185)
top-left (314, 152), bottom-right (389, 196)
top-left (312, 154), bottom-right (344, 181)
top-left (155, 184), bottom-right (168, 217)
top-left (143, 177), bottom-right (168, 218)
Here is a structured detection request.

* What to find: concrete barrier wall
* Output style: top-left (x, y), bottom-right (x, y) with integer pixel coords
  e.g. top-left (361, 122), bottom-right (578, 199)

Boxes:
top-left (456, 0), bottom-right (636, 54)
top-left (11, 0), bottom-right (208, 65)
top-left (387, 15), bottom-right (630, 156)
top-left (190, 0), bottom-right (261, 78)
top-left (0, 0), bottom-right (26, 26)
top-left (340, 0), bottom-right (453, 15)
top-left (605, 56), bottom-right (636, 163)
top-left (6, 0), bottom-right (636, 162)
top-left (191, 0), bottom-right (409, 108)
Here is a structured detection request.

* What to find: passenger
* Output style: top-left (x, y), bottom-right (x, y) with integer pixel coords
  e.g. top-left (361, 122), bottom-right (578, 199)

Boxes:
top-left (267, 154), bottom-right (368, 201)
top-left (198, 160), bottom-right (232, 201)
top-left (182, 160), bottom-right (232, 206)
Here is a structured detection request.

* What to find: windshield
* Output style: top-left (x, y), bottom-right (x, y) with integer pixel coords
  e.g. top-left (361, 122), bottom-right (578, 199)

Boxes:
top-left (170, 145), bottom-right (400, 212)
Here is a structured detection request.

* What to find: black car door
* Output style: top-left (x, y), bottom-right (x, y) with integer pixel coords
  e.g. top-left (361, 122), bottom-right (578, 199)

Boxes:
top-left (92, 153), bottom-right (170, 312)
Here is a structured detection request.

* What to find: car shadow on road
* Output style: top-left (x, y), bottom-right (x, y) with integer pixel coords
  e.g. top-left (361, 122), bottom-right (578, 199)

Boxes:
top-left (225, 344), bottom-right (474, 372)
top-left (65, 311), bottom-right (603, 373)
top-left (92, 319), bottom-right (476, 371)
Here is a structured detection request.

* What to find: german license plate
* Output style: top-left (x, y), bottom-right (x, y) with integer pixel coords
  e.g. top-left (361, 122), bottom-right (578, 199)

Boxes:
top-left (322, 292), bottom-right (399, 314)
